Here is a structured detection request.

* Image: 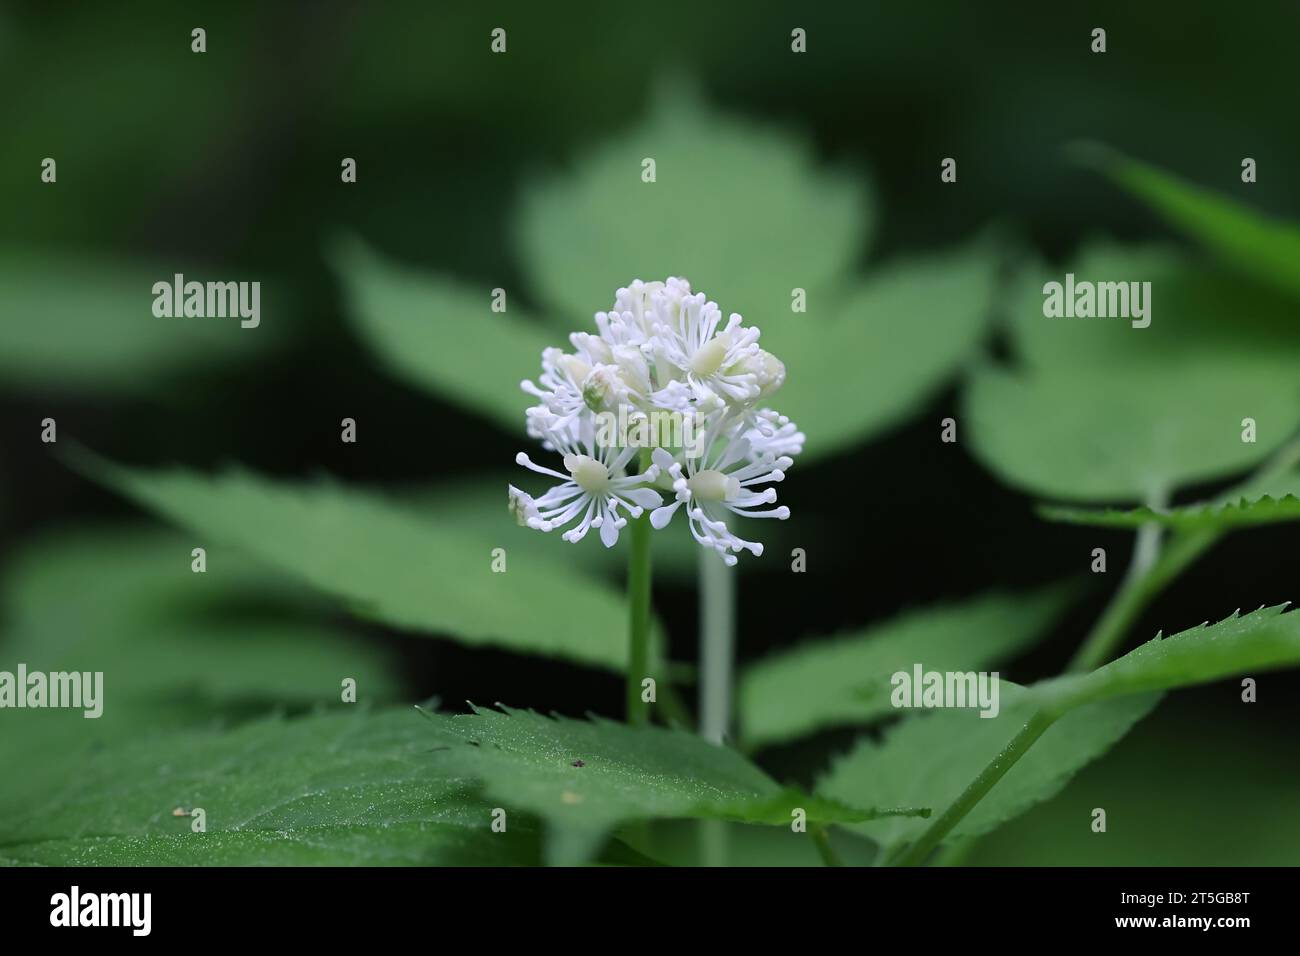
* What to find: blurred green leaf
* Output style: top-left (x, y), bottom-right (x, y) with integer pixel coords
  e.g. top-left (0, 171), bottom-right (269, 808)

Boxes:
top-left (73, 453), bottom-right (645, 672)
top-left (965, 243), bottom-right (1300, 502)
top-left (770, 242), bottom-right (998, 459)
top-left (738, 586), bottom-right (1073, 749)
top-left (331, 85), bottom-right (1000, 463)
top-left (331, 237), bottom-right (548, 432)
top-left (1078, 144), bottom-right (1300, 301)
top-left (516, 80), bottom-right (872, 324)
top-left (0, 249), bottom-right (284, 394)
top-left (0, 709), bottom-right (542, 866)
top-left (423, 704), bottom-right (925, 865)
top-left (0, 525), bottom-right (403, 787)
top-left (514, 82), bottom-right (997, 461)
top-left (1003, 243), bottom-right (1300, 368)
top-left (818, 684), bottom-right (1160, 852)
top-left (965, 358), bottom-right (1300, 502)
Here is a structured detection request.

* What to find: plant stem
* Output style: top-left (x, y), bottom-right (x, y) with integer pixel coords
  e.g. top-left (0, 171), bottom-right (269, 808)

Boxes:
top-left (1067, 525), bottom-right (1213, 673)
top-left (699, 549), bottom-right (735, 745)
top-left (697, 548), bottom-right (736, 867)
top-left (812, 826), bottom-right (845, 867)
top-left (625, 449), bottom-right (654, 726)
top-left (652, 675), bottom-right (692, 729)
top-left (1070, 436), bottom-right (1300, 674)
top-left (890, 709), bottom-right (1058, 866)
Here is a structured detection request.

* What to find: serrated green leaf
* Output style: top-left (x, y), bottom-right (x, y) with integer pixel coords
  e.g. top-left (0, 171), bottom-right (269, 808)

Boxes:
top-left (0, 248), bottom-right (285, 394)
top-left (1040, 493), bottom-right (1300, 532)
top-left (738, 586), bottom-right (1073, 748)
top-left (71, 453), bottom-right (648, 672)
top-left (818, 687), bottom-right (1159, 852)
top-left (423, 705), bottom-right (925, 865)
top-left (0, 709), bottom-right (541, 866)
top-left (330, 236), bottom-right (550, 432)
top-left (1039, 463), bottom-right (1300, 532)
top-left (1077, 144), bottom-right (1300, 301)
top-left (0, 525), bottom-right (404, 795)
top-left (1033, 604), bottom-right (1300, 714)
top-left (823, 605), bottom-right (1300, 857)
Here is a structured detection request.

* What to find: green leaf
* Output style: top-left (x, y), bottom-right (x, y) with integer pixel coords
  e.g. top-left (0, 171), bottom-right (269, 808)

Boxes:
top-left (2, 534), bottom-right (398, 710)
top-left (0, 248), bottom-right (284, 394)
top-left (823, 605), bottom-right (1300, 855)
top-left (1040, 493), bottom-right (1300, 532)
top-left (964, 357), bottom-right (1300, 503)
top-left (652, 818), bottom-right (879, 867)
top-left (71, 453), bottom-right (646, 672)
top-left (767, 242), bottom-right (998, 460)
top-left (0, 526), bottom-right (403, 774)
top-left (423, 704), bottom-right (926, 865)
top-left (1003, 243), bottom-right (1300, 370)
top-left (1038, 463), bottom-right (1300, 532)
top-left (0, 709), bottom-right (542, 866)
top-left (1033, 604), bottom-right (1300, 715)
top-left (330, 236), bottom-right (550, 432)
top-left (515, 80), bottom-right (872, 325)
top-left (965, 242), bottom-right (1300, 502)
top-left (738, 586), bottom-right (1073, 748)
top-left (1076, 144), bottom-right (1300, 301)
top-left (512, 81), bottom-right (997, 461)
top-left (818, 684), bottom-right (1160, 852)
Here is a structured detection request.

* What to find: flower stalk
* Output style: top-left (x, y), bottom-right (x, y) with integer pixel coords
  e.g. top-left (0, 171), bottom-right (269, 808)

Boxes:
top-left (698, 548), bottom-right (735, 744)
top-left (626, 449), bottom-right (654, 725)
top-left (508, 277), bottom-right (802, 734)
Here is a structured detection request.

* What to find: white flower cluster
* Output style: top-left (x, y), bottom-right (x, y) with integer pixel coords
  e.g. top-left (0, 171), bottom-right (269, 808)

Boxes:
top-left (509, 278), bottom-right (802, 566)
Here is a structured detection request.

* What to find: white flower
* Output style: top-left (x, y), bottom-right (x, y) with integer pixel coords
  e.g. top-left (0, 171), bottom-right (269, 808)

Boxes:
top-left (744, 408), bottom-right (805, 461)
top-left (510, 277), bottom-right (796, 563)
top-left (595, 277), bottom-right (693, 349)
top-left (511, 421), bottom-right (663, 547)
top-left (650, 293), bottom-right (763, 407)
top-left (648, 411), bottom-right (792, 566)
top-left (520, 346), bottom-right (591, 428)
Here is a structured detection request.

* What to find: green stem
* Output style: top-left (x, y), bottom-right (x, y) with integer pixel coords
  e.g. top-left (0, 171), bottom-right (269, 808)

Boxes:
top-left (812, 826), bottom-right (845, 867)
top-left (1067, 526), bottom-right (1213, 673)
top-left (625, 449), bottom-right (654, 726)
top-left (652, 675), bottom-right (692, 729)
top-left (697, 548), bottom-right (736, 867)
top-left (1071, 436), bottom-right (1300, 673)
top-left (891, 709), bottom-right (1058, 867)
top-left (699, 549), bottom-right (735, 744)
